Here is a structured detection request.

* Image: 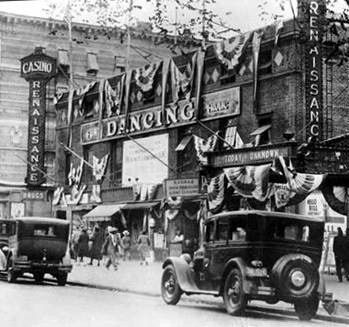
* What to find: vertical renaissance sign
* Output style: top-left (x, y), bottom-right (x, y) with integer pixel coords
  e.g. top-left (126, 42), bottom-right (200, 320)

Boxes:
top-left (20, 47), bottom-right (56, 186)
top-left (301, 0), bottom-right (326, 141)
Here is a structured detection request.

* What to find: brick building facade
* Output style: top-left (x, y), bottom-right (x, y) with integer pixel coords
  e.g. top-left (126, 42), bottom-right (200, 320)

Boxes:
top-left (0, 11), bottom-right (179, 219)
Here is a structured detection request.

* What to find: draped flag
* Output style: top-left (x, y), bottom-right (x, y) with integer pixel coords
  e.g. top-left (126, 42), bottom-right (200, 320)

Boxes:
top-left (134, 62), bottom-right (161, 93)
top-left (224, 164), bottom-right (273, 202)
top-left (252, 31), bottom-right (263, 112)
top-left (68, 159), bottom-right (84, 187)
top-left (92, 154), bottom-right (109, 183)
top-left (170, 51), bottom-right (198, 103)
top-left (105, 75), bottom-right (125, 117)
top-left (214, 32), bottom-right (251, 71)
top-left (77, 81), bottom-right (97, 115)
top-left (207, 173), bottom-right (225, 213)
top-left (193, 133), bottom-right (219, 165)
top-left (53, 186), bottom-right (64, 206)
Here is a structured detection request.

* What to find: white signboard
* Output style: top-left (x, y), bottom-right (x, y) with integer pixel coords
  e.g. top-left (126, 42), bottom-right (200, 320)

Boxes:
top-left (10, 202), bottom-right (25, 218)
top-left (165, 178), bottom-right (199, 197)
top-left (122, 134), bottom-right (169, 185)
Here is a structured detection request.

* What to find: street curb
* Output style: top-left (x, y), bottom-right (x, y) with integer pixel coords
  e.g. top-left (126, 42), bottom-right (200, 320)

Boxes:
top-left (66, 279), bottom-right (349, 324)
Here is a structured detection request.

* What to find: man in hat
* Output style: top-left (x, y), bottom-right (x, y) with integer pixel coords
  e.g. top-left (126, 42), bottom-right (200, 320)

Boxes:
top-left (101, 226), bottom-right (120, 270)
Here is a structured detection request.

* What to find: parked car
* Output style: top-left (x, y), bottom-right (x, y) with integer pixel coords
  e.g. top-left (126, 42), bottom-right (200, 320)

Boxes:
top-left (0, 219), bottom-right (11, 249)
top-left (0, 217), bottom-right (72, 286)
top-left (161, 210), bottom-right (331, 321)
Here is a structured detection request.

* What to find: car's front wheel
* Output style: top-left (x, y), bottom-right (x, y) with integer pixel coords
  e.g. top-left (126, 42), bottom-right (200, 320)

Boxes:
top-left (223, 268), bottom-right (247, 315)
top-left (56, 272), bottom-right (67, 286)
top-left (161, 265), bottom-right (182, 305)
top-left (294, 294), bottom-right (319, 321)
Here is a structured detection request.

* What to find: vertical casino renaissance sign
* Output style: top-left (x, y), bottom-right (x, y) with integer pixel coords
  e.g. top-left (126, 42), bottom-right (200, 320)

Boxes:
top-left (20, 47), bottom-right (56, 186)
top-left (302, 0), bottom-right (326, 141)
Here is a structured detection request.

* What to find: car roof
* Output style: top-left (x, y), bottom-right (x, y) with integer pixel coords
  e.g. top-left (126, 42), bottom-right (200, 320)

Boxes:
top-left (15, 217), bottom-right (70, 226)
top-left (206, 210), bottom-right (324, 224)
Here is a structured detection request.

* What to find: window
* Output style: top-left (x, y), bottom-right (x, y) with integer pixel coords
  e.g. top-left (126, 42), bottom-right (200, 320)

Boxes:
top-left (114, 55), bottom-right (126, 73)
top-left (216, 219), bottom-right (229, 241)
top-left (205, 221), bottom-right (215, 243)
top-left (272, 222), bottom-right (310, 242)
top-left (258, 50), bottom-right (272, 75)
top-left (110, 141), bottom-right (123, 186)
top-left (87, 53), bottom-right (99, 76)
top-left (58, 49), bottom-right (70, 74)
top-left (250, 124), bottom-right (271, 146)
top-left (227, 217), bottom-right (247, 242)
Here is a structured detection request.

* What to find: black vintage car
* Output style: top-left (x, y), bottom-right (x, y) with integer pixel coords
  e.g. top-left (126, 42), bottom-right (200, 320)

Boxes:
top-left (0, 217), bottom-right (72, 286)
top-left (161, 210), bottom-right (331, 320)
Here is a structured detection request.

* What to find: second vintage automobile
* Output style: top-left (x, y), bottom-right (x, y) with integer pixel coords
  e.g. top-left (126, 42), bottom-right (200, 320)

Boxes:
top-left (0, 217), bottom-right (72, 286)
top-left (161, 210), bottom-right (331, 321)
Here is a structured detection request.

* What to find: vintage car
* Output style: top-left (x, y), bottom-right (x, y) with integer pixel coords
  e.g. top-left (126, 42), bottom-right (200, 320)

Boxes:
top-left (161, 210), bottom-right (331, 321)
top-left (0, 217), bottom-right (72, 286)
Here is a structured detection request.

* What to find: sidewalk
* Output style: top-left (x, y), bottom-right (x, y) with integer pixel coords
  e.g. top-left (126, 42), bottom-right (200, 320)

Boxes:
top-left (67, 259), bottom-right (349, 320)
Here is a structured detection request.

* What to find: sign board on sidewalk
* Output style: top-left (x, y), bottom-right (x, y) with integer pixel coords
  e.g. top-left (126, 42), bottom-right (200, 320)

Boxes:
top-left (165, 178), bottom-right (199, 197)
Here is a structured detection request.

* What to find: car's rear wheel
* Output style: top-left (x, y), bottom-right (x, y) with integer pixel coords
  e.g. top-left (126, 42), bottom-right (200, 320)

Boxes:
top-left (223, 268), bottom-right (246, 315)
top-left (57, 272), bottom-right (67, 286)
top-left (161, 265), bottom-right (182, 305)
top-left (294, 294), bottom-right (319, 321)
top-left (34, 272), bottom-right (44, 284)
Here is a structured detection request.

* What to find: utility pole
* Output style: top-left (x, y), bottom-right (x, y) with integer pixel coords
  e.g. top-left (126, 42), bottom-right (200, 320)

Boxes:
top-left (126, 0), bottom-right (133, 72)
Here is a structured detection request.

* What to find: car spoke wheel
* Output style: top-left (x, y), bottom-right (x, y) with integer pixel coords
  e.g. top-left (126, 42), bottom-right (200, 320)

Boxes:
top-left (161, 265), bottom-right (182, 305)
top-left (57, 272), bottom-right (67, 286)
top-left (34, 272), bottom-right (44, 284)
top-left (223, 268), bottom-right (246, 315)
top-left (294, 294), bottom-right (319, 321)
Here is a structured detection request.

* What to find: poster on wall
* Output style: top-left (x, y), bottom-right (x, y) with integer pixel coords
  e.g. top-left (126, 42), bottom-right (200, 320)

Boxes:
top-left (10, 202), bottom-right (25, 218)
top-left (122, 134), bottom-right (169, 186)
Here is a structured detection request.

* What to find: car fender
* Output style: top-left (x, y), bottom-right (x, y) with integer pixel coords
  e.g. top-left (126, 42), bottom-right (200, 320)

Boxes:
top-left (162, 257), bottom-right (200, 293)
top-left (220, 257), bottom-right (252, 295)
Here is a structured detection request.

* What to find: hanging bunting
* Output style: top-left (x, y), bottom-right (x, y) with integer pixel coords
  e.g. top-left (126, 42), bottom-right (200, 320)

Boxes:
top-left (321, 184), bottom-right (348, 216)
top-left (105, 75), bottom-right (125, 117)
top-left (252, 31), bottom-right (263, 112)
top-left (134, 62), bottom-right (161, 93)
top-left (77, 81), bottom-right (97, 115)
top-left (170, 51), bottom-right (198, 103)
top-left (193, 133), bottom-right (219, 165)
top-left (214, 31), bottom-right (251, 71)
top-left (92, 154), bottom-right (109, 183)
top-left (224, 164), bottom-right (273, 202)
top-left (70, 184), bottom-right (87, 205)
top-left (207, 173), bottom-right (225, 213)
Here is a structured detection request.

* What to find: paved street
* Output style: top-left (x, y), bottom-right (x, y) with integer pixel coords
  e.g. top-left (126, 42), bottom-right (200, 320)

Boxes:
top-left (0, 278), bottom-right (347, 327)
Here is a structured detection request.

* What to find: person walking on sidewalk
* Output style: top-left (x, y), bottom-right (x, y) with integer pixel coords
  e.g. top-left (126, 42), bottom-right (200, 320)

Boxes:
top-left (137, 230), bottom-right (151, 265)
top-left (333, 227), bottom-right (345, 282)
top-left (343, 228), bottom-right (349, 281)
top-left (121, 230), bottom-right (132, 261)
top-left (89, 225), bottom-right (104, 266)
top-left (77, 227), bottom-right (89, 263)
top-left (102, 226), bottom-right (120, 271)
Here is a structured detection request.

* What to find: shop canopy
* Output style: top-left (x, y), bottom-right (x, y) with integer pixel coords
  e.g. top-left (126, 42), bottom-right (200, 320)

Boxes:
top-left (84, 204), bottom-right (126, 221)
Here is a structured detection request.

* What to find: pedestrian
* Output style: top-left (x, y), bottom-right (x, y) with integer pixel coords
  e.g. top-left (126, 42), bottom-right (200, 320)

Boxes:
top-left (77, 227), bottom-right (89, 263)
top-left (89, 225), bottom-right (104, 266)
top-left (121, 230), bottom-right (132, 261)
top-left (137, 230), bottom-right (151, 265)
top-left (70, 227), bottom-right (80, 261)
top-left (343, 228), bottom-right (349, 281)
top-left (333, 227), bottom-right (345, 282)
top-left (101, 226), bottom-right (120, 270)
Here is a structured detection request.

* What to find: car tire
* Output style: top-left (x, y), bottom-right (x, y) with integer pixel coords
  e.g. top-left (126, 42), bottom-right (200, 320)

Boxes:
top-left (34, 272), bottom-right (44, 284)
top-left (7, 269), bottom-right (17, 283)
top-left (57, 272), bottom-right (67, 286)
top-left (161, 265), bottom-right (182, 305)
top-left (294, 293), bottom-right (319, 321)
top-left (223, 268), bottom-right (247, 316)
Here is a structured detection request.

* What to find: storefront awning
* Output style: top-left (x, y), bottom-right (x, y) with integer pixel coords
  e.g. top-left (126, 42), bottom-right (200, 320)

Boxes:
top-left (123, 201), bottom-right (159, 210)
top-left (84, 204), bottom-right (125, 221)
